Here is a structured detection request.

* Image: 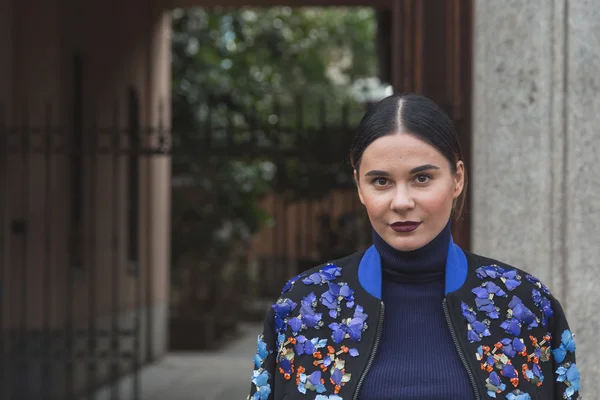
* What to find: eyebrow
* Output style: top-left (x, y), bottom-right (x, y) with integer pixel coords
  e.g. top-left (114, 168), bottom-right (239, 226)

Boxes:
top-left (363, 164), bottom-right (440, 177)
top-left (364, 170), bottom-right (390, 177)
top-left (409, 164), bottom-right (440, 174)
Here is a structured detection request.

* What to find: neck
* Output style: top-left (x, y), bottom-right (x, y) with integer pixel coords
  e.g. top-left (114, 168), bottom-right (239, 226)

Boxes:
top-left (372, 221), bottom-right (451, 281)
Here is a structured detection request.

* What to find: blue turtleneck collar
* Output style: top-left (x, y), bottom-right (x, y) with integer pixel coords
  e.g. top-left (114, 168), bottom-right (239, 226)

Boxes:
top-left (357, 221), bottom-right (468, 298)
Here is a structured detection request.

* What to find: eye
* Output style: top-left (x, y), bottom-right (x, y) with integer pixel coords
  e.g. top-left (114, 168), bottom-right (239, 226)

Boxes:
top-left (372, 177), bottom-right (389, 186)
top-left (414, 174), bottom-right (432, 184)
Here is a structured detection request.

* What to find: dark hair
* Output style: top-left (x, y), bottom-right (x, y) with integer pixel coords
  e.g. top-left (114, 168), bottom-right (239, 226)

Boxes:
top-left (349, 93), bottom-right (468, 217)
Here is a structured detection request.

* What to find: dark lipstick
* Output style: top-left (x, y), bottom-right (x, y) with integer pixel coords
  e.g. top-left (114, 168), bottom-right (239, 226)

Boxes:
top-left (390, 221), bottom-right (421, 233)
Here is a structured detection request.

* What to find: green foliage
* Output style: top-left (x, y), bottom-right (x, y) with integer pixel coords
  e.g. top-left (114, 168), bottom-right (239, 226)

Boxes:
top-left (171, 6), bottom-right (377, 107)
top-left (170, 6), bottom-right (377, 274)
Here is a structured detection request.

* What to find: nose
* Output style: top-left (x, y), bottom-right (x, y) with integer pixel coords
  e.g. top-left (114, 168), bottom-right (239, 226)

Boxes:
top-left (390, 185), bottom-right (415, 211)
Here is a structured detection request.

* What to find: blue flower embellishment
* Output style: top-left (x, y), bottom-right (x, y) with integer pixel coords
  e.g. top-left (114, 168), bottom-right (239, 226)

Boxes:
top-left (320, 282), bottom-right (355, 318)
top-left (528, 334), bottom-right (552, 363)
top-left (485, 371), bottom-right (506, 398)
top-left (556, 362), bottom-right (580, 399)
top-left (525, 274), bottom-right (551, 295)
top-left (500, 296), bottom-right (539, 336)
top-left (552, 329), bottom-right (577, 363)
top-left (474, 281), bottom-right (507, 298)
top-left (501, 363), bottom-right (518, 381)
top-left (476, 265), bottom-right (522, 291)
top-left (532, 288), bottom-right (554, 327)
top-left (331, 368), bottom-right (344, 384)
top-left (523, 363), bottom-right (544, 386)
top-left (251, 335), bottom-right (273, 400)
top-left (251, 369), bottom-right (271, 400)
top-left (329, 305), bottom-right (369, 344)
top-left (461, 302), bottom-right (491, 343)
top-left (273, 298), bottom-right (298, 326)
top-left (500, 269), bottom-right (522, 291)
top-left (278, 352), bottom-right (294, 376)
top-left (506, 390), bottom-right (532, 400)
top-left (500, 337), bottom-right (526, 358)
top-left (254, 335), bottom-right (271, 368)
top-left (297, 370), bottom-right (327, 394)
top-left (303, 263), bottom-right (342, 285)
top-left (272, 298), bottom-right (298, 347)
top-left (476, 265), bottom-right (506, 279)
top-left (315, 395), bottom-right (343, 400)
top-left (472, 281), bottom-right (507, 319)
top-left (282, 274), bottom-right (305, 295)
top-left (476, 345), bottom-right (495, 369)
top-left (293, 335), bottom-right (327, 356)
top-left (289, 292), bottom-right (323, 334)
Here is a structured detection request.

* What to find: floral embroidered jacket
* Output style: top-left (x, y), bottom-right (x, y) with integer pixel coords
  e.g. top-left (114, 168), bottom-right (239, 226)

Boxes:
top-left (248, 238), bottom-right (580, 400)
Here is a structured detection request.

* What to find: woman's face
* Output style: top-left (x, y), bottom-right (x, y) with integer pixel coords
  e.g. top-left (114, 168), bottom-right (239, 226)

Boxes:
top-left (354, 132), bottom-right (464, 252)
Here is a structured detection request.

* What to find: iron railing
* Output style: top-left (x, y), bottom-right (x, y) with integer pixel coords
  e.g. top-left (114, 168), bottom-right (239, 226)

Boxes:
top-left (0, 92), bottom-right (373, 398)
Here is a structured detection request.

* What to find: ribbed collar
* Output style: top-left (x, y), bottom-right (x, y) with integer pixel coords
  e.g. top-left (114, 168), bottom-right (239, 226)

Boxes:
top-left (372, 221), bottom-right (451, 283)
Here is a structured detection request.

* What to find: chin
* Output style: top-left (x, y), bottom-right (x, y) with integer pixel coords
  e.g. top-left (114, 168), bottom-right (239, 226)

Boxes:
top-left (387, 235), bottom-right (427, 252)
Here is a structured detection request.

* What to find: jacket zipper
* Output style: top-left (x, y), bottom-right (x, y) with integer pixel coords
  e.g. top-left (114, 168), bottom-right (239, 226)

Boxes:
top-left (443, 299), bottom-right (481, 400)
top-left (352, 301), bottom-right (384, 400)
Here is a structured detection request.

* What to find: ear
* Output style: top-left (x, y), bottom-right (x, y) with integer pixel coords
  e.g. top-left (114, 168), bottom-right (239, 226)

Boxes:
top-left (452, 161), bottom-right (465, 199)
top-left (354, 169), bottom-right (365, 205)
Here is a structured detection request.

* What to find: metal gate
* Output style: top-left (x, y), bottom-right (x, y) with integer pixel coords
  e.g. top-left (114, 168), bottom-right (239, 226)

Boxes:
top-left (194, 94), bottom-right (372, 293)
top-left (0, 84), bottom-right (371, 398)
top-left (0, 83), bottom-right (170, 399)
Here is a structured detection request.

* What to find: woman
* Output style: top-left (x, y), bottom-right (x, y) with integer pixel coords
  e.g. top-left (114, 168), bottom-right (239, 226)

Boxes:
top-left (247, 94), bottom-right (580, 400)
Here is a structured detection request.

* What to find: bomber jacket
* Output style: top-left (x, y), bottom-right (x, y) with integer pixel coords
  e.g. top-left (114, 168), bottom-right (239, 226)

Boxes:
top-left (247, 239), bottom-right (580, 400)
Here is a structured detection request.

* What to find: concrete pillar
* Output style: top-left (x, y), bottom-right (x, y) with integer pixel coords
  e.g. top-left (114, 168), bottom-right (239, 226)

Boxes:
top-left (472, 0), bottom-right (599, 395)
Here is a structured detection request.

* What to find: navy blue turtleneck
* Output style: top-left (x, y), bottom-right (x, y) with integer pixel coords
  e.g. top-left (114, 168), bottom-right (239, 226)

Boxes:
top-left (357, 222), bottom-right (476, 400)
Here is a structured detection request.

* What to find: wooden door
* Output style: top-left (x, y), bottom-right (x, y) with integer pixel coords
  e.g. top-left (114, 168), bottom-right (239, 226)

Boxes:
top-left (386, 0), bottom-right (473, 249)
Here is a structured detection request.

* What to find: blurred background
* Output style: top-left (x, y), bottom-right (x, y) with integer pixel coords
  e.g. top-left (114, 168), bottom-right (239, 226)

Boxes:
top-left (0, 0), bottom-right (598, 399)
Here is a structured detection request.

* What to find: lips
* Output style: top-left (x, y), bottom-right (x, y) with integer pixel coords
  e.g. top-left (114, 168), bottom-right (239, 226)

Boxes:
top-left (390, 221), bottom-right (421, 233)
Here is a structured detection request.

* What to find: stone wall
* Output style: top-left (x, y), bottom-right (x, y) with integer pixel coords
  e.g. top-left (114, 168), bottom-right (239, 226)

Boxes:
top-left (472, 0), bottom-right (600, 396)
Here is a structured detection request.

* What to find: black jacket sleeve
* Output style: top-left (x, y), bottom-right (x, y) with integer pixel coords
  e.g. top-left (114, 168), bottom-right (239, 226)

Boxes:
top-left (247, 307), bottom-right (277, 400)
top-left (549, 296), bottom-right (581, 399)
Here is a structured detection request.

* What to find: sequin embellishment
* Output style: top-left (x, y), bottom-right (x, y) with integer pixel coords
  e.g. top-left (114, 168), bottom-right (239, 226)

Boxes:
top-left (303, 264), bottom-right (342, 286)
top-left (320, 282), bottom-right (355, 318)
top-left (531, 288), bottom-right (554, 328)
top-left (556, 362), bottom-right (580, 399)
top-left (289, 292), bottom-right (324, 335)
top-left (476, 265), bottom-right (522, 290)
top-left (328, 305), bottom-right (369, 344)
top-left (472, 281), bottom-right (507, 320)
top-left (506, 390), bottom-right (532, 400)
top-left (500, 296), bottom-right (539, 336)
top-left (461, 302), bottom-right (491, 343)
top-left (553, 329), bottom-right (579, 399)
top-left (250, 335), bottom-right (272, 400)
top-left (552, 330), bottom-right (576, 364)
top-left (466, 266), bottom-right (561, 398)
top-left (270, 262), bottom-right (367, 398)
top-left (525, 274), bottom-right (551, 295)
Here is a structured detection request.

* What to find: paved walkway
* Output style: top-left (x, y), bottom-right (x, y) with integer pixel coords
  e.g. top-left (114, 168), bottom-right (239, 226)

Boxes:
top-left (89, 322), bottom-right (262, 400)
